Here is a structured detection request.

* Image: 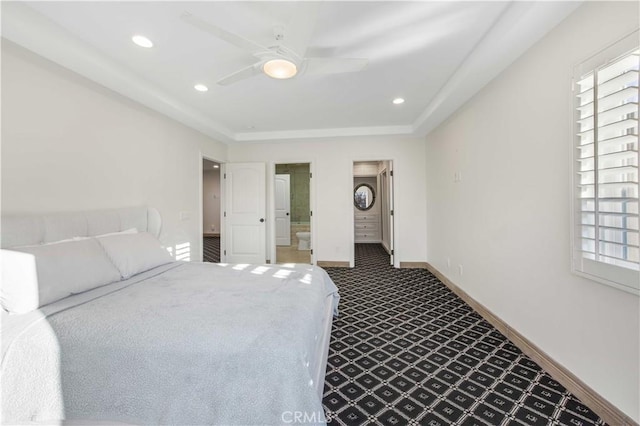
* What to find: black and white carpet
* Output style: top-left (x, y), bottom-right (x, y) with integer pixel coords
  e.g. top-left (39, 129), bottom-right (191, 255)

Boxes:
top-left (322, 244), bottom-right (606, 426)
top-left (203, 236), bottom-right (220, 263)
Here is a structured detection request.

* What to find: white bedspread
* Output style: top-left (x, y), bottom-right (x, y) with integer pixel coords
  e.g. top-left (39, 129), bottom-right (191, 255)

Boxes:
top-left (1, 262), bottom-right (339, 425)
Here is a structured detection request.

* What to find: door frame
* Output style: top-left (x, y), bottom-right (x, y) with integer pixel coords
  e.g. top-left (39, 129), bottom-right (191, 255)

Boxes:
top-left (199, 153), bottom-right (225, 262)
top-left (269, 161), bottom-right (316, 265)
top-left (350, 159), bottom-right (397, 268)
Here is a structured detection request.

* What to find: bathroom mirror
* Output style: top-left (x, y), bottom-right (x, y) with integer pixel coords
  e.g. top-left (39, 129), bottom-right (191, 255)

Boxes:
top-left (354, 183), bottom-right (376, 211)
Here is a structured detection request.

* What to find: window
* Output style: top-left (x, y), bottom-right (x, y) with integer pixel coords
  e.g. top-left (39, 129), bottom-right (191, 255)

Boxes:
top-left (573, 32), bottom-right (639, 295)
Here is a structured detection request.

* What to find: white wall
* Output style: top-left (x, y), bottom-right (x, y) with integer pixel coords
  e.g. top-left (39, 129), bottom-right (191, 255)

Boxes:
top-left (425, 2), bottom-right (639, 421)
top-left (1, 41), bottom-right (227, 261)
top-left (228, 136), bottom-right (427, 266)
top-left (202, 167), bottom-right (221, 234)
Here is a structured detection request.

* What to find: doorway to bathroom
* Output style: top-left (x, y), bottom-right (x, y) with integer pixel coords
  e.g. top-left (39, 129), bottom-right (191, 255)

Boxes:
top-left (352, 160), bottom-right (394, 267)
top-left (275, 163), bottom-right (312, 264)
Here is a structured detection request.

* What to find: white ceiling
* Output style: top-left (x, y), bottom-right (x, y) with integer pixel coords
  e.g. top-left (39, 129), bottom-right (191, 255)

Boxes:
top-left (2, 1), bottom-right (580, 144)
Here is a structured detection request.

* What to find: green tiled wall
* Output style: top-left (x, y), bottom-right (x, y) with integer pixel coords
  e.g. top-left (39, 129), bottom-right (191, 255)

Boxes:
top-left (275, 163), bottom-right (310, 223)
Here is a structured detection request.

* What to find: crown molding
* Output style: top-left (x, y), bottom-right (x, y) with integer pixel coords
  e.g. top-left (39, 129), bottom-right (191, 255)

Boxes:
top-left (234, 125), bottom-right (414, 142)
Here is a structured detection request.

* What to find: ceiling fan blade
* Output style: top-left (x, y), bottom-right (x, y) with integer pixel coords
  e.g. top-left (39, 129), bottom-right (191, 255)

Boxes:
top-left (281, 2), bottom-right (321, 60)
top-left (303, 57), bottom-right (369, 75)
top-left (217, 63), bottom-right (262, 86)
top-left (181, 12), bottom-right (268, 55)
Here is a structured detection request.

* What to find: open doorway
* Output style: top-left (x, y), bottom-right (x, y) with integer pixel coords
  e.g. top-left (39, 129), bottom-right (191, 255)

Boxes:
top-left (202, 158), bottom-right (221, 263)
top-left (353, 160), bottom-right (394, 266)
top-left (275, 163), bottom-right (312, 264)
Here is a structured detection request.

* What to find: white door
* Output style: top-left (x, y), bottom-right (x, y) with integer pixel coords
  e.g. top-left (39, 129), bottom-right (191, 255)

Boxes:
top-left (381, 171), bottom-right (389, 250)
top-left (224, 162), bottom-right (266, 264)
top-left (388, 163), bottom-right (395, 266)
top-left (275, 174), bottom-right (291, 246)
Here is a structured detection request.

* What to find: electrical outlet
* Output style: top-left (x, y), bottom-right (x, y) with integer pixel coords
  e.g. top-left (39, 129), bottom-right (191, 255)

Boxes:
top-left (458, 264), bottom-right (464, 275)
top-left (179, 211), bottom-right (190, 221)
top-left (446, 257), bottom-right (451, 269)
top-left (211, 225), bottom-right (215, 231)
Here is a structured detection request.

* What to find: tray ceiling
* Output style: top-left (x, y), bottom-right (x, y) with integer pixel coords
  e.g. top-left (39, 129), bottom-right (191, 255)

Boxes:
top-left (1, 1), bottom-right (580, 144)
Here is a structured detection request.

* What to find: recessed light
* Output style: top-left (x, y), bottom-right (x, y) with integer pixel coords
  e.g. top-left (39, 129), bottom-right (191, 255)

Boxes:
top-left (392, 98), bottom-right (405, 105)
top-left (132, 35), bottom-right (153, 48)
top-left (194, 84), bottom-right (209, 92)
top-left (213, 165), bottom-right (219, 169)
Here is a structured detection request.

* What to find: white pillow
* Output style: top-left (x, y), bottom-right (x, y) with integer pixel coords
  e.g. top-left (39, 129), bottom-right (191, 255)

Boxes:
top-left (0, 250), bottom-right (38, 314)
top-left (1, 239), bottom-right (122, 314)
top-left (96, 232), bottom-right (172, 279)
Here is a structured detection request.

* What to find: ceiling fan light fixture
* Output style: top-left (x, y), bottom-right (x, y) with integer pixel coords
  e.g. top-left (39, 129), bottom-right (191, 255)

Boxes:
top-left (263, 59), bottom-right (297, 79)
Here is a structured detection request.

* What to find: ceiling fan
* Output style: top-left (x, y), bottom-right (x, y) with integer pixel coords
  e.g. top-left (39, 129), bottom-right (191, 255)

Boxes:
top-left (181, 3), bottom-right (368, 86)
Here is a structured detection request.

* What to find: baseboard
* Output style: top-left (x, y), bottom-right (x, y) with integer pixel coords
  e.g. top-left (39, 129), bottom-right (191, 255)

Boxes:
top-left (400, 261), bottom-right (429, 269)
top-left (203, 233), bottom-right (220, 237)
top-left (424, 262), bottom-right (637, 426)
top-left (317, 261), bottom-right (350, 268)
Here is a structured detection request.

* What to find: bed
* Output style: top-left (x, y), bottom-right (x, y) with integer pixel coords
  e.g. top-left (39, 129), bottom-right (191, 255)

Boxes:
top-left (0, 206), bottom-right (339, 425)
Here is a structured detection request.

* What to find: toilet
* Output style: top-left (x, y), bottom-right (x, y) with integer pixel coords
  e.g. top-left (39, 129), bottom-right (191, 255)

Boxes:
top-left (296, 232), bottom-right (311, 251)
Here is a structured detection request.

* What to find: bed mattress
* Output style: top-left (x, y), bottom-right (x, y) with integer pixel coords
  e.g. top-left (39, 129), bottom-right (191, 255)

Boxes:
top-left (1, 261), bottom-right (339, 425)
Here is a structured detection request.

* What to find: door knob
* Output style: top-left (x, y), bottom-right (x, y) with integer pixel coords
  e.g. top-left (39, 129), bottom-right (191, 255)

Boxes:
top-left (260, 218), bottom-right (265, 223)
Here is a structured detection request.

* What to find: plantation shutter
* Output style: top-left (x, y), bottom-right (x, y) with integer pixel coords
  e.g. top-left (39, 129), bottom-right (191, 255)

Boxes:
top-left (573, 35), bottom-right (639, 294)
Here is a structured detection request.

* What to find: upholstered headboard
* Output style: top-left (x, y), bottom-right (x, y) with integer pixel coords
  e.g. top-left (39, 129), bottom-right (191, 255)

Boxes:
top-left (1, 206), bottom-right (161, 248)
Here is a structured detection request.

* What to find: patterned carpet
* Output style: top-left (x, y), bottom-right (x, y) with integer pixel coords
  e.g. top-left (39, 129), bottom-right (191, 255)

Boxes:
top-left (322, 244), bottom-right (606, 426)
top-left (203, 236), bottom-right (220, 263)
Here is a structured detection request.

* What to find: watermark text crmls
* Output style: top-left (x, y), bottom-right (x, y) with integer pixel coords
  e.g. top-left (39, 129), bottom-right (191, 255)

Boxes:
top-left (281, 410), bottom-right (333, 424)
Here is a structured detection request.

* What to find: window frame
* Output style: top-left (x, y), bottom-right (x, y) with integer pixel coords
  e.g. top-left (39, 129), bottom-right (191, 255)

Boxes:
top-left (570, 30), bottom-right (640, 296)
